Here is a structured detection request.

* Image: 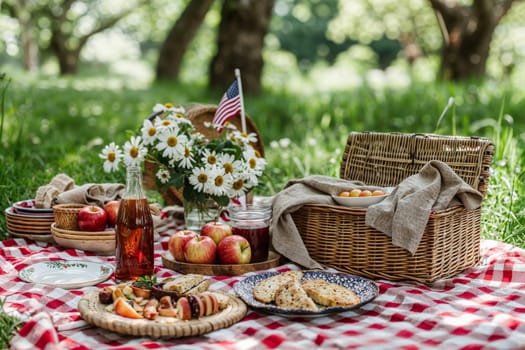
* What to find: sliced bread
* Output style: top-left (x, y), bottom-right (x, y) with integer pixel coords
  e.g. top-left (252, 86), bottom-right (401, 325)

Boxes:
top-left (163, 274), bottom-right (205, 294)
top-left (274, 279), bottom-right (318, 311)
top-left (253, 271), bottom-right (303, 303)
top-left (301, 279), bottom-right (360, 307)
top-left (182, 279), bottom-right (210, 296)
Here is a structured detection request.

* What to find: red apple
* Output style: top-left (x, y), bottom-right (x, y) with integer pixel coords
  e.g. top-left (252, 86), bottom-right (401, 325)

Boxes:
top-left (200, 221), bottom-right (232, 245)
top-left (217, 235), bottom-right (251, 264)
top-left (184, 236), bottom-right (217, 264)
top-left (168, 230), bottom-right (198, 262)
top-left (104, 200), bottom-right (120, 227)
top-left (78, 205), bottom-right (107, 231)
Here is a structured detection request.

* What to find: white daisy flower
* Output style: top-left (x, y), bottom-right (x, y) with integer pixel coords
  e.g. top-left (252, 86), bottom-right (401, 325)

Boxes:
top-left (224, 122), bottom-right (237, 130)
top-left (279, 138), bottom-right (292, 148)
top-left (141, 119), bottom-right (158, 146)
top-left (99, 142), bottom-right (123, 173)
top-left (189, 166), bottom-right (213, 193)
top-left (171, 106), bottom-right (186, 118)
top-left (243, 148), bottom-right (266, 175)
top-left (179, 144), bottom-right (196, 169)
top-left (152, 103), bottom-right (166, 113)
top-left (201, 149), bottom-right (219, 167)
top-left (155, 117), bottom-right (176, 130)
top-left (218, 153), bottom-right (243, 176)
top-left (227, 174), bottom-right (252, 198)
top-left (123, 136), bottom-right (147, 166)
top-left (232, 130), bottom-right (258, 145)
top-left (156, 128), bottom-right (187, 160)
top-left (207, 167), bottom-right (233, 197)
top-left (156, 168), bottom-right (171, 184)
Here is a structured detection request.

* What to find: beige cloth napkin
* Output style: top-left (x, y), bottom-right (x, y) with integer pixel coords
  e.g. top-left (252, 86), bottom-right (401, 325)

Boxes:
top-left (365, 160), bottom-right (484, 255)
top-left (271, 175), bottom-right (384, 269)
top-left (54, 183), bottom-right (125, 208)
top-left (35, 174), bottom-right (76, 208)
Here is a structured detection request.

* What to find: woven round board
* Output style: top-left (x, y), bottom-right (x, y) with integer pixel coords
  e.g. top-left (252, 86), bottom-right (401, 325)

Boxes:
top-left (78, 291), bottom-right (247, 338)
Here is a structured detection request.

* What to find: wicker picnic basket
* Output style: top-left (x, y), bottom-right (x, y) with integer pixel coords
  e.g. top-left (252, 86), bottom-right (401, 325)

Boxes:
top-left (143, 104), bottom-right (265, 206)
top-left (291, 132), bottom-right (494, 284)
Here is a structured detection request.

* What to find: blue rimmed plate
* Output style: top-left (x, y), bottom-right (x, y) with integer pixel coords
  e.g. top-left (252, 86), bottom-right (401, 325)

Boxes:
top-left (13, 199), bottom-right (54, 214)
top-left (234, 270), bottom-right (379, 317)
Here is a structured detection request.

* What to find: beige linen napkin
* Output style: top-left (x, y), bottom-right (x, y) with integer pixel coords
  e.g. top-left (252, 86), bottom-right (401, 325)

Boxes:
top-left (271, 175), bottom-right (383, 269)
top-left (365, 160), bottom-right (484, 255)
top-left (54, 183), bottom-right (125, 207)
top-left (35, 174), bottom-right (76, 208)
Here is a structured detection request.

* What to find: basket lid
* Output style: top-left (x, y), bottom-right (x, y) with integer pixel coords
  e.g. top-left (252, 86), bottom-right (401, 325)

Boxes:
top-left (340, 132), bottom-right (494, 197)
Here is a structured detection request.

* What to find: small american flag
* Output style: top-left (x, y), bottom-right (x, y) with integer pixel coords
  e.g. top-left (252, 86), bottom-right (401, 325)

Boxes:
top-left (213, 79), bottom-right (241, 131)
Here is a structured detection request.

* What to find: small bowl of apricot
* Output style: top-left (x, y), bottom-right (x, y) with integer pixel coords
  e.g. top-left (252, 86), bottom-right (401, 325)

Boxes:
top-left (332, 188), bottom-right (389, 208)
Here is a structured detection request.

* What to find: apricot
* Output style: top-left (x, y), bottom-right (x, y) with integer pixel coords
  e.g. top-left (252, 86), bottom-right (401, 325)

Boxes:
top-left (371, 190), bottom-right (386, 196)
top-left (339, 191), bottom-right (351, 197)
top-left (349, 189), bottom-right (362, 197)
top-left (359, 190), bottom-right (372, 197)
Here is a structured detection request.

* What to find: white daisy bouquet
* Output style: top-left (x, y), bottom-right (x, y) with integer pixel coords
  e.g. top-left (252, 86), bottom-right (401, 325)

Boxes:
top-left (99, 103), bottom-right (266, 212)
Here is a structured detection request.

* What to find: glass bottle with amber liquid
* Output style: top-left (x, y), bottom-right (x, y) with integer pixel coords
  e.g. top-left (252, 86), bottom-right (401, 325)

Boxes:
top-left (115, 165), bottom-right (154, 281)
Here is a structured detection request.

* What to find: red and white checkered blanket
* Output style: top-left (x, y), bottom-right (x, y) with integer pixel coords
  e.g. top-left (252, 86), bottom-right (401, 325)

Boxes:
top-left (1, 235), bottom-right (524, 350)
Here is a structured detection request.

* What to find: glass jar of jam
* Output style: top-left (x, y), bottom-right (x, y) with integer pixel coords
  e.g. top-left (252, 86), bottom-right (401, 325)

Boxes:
top-left (228, 205), bottom-right (272, 263)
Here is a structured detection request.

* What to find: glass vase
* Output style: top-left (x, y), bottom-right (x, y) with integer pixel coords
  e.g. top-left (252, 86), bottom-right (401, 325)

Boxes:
top-left (183, 199), bottom-right (218, 232)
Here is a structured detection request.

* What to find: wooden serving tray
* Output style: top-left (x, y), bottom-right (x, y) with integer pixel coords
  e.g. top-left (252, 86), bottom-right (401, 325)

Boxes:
top-left (78, 291), bottom-right (247, 338)
top-left (162, 251), bottom-right (282, 276)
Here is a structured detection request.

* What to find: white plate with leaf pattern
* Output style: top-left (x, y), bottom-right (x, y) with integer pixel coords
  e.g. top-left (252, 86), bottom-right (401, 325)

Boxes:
top-left (18, 260), bottom-right (114, 289)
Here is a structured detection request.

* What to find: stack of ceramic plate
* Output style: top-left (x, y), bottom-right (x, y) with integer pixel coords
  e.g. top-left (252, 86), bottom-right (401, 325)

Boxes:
top-left (5, 199), bottom-right (55, 243)
top-left (50, 223), bottom-right (115, 256)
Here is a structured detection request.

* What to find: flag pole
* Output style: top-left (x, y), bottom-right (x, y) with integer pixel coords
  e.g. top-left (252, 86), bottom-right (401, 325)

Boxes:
top-left (235, 68), bottom-right (247, 133)
top-left (234, 68), bottom-right (248, 208)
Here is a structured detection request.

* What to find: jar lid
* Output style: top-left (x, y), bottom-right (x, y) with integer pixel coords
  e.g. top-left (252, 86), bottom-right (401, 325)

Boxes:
top-left (228, 204), bottom-right (271, 220)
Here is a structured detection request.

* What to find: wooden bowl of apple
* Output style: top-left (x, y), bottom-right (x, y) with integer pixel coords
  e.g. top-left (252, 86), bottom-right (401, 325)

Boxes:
top-left (163, 222), bottom-right (282, 276)
top-left (332, 189), bottom-right (390, 208)
top-left (168, 222), bottom-right (252, 265)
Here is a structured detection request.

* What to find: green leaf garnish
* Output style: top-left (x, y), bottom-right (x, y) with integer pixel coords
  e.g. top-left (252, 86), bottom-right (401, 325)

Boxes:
top-left (134, 275), bottom-right (157, 289)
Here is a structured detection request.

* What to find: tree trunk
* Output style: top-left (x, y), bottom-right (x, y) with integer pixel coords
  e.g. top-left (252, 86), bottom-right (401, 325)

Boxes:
top-left (47, 0), bottom-right (138, 75)
top-left (156, 0), bottom-right (215, 80)
top-left (209, 0), bottom-right (275, 95)
top-left (6, 0), bottom-right (39, 72)
top-left (49, 29), bottom-right (80, 75)
top-left (429, 0), bottom-right (515, 81)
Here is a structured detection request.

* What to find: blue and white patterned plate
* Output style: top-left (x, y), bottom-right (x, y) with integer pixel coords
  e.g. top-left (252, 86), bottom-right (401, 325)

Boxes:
top-left (234, 270), bottom-right (379, 317)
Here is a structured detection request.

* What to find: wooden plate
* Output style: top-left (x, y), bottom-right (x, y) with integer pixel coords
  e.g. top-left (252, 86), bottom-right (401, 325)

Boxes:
top-left (51, 223), bottom-right (115, 236)
top-left (6, 217), bottom-right (53, 227)
top-left (78, 291), bottom-right (247, 338)
top-left (6, 223), bottom-right (51, 234)
top-left (162, 251), bottom-right (282, 276)
top-left (51, 230), bottom-right (115, 241)
top-left (8, 230), bottom-right (55, 244)
top-left (52, 235), bottom-right (115, 256)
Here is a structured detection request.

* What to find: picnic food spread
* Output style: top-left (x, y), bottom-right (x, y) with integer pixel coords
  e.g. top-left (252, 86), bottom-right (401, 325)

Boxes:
top-left (97, 274), bottom-right (228, 321)
top-left (4, 128), bottom-right (504, 347)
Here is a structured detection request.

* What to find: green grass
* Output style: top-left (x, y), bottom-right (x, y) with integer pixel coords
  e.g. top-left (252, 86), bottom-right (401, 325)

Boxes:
top-left (0, 298), bottom-right (23, 349)
top-left (1, 73), bottom-right (524, 248)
